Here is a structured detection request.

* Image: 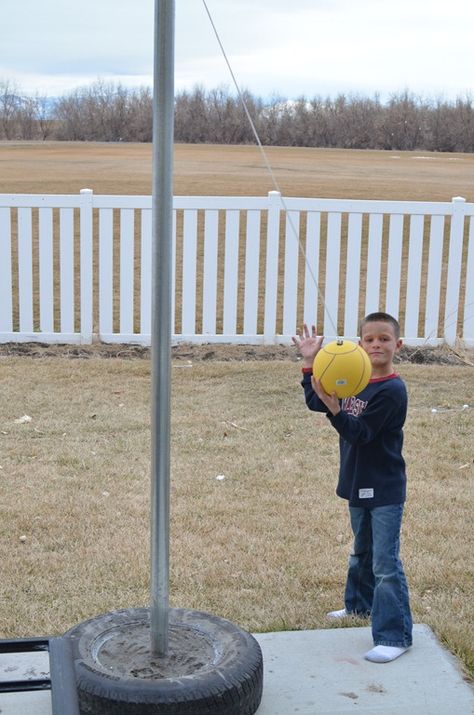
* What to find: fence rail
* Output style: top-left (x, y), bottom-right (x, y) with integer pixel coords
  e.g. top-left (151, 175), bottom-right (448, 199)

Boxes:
top-left (0, 190), bottom-right (473, 346)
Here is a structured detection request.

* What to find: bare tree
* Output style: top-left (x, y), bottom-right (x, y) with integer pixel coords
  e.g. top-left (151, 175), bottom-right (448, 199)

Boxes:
top-left (17, 96), bottom-right (38, 139)
top-left (0, 80), bottom-right (21, 139)
top-left (34, 95), bottom-right (55, 140)
top-left (381, 90), bottom-right (424, 150)
top-left (127, 87), bottom-right (153, 142)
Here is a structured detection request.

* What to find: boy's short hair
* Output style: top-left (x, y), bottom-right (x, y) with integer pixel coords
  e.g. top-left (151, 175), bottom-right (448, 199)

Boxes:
top-left (360, 312), bottom-right (401, 340)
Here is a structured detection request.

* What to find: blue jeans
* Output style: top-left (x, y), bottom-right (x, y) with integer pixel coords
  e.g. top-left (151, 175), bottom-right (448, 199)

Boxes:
top-left (344, 504), bottom-right (413, 648)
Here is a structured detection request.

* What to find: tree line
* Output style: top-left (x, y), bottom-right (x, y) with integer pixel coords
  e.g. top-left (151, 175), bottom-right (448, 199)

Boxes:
top-left (1, 79), bottom-right (473, 152)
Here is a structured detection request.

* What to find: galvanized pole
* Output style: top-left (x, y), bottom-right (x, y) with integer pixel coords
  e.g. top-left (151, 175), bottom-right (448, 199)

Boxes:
top-left (150, 0), bottom-right (175, 657)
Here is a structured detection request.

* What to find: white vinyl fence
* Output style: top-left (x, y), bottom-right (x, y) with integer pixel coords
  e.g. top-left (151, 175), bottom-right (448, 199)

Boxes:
top-left (0, 190), bottom-right (473, 346)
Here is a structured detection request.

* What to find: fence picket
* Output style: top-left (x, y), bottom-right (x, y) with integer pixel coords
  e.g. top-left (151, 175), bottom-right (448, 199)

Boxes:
top-left (0, 208), bottom-right (12, 331)
top-left (385, 214), bottom-right (404, 318)
top-left (202, 210), bottom-right (218, 336)
top-left (99, 208), bottom-right (114, 336)
top-left (405, 214), bottom-right (425, 339)
top-left (424, 215), bottom-right (445, 342)
top-left (465, 217), bottom-right (474, 340)
top-left (39, 208), bottom-right (54, 334)
top-left (223, 210), bottom-right (240, 335)
top-left (140, 209), bottom-right (152, 336)
top-left (18, 208), bottom-right (33, 332)
top-left (344, 213), bottom-right (363, 337)
top-left (172, 209), bottom-right (177, 336)
top-left (303, 211), bottom-right (320, 328)
top-left (243, 210), bottom-right (260, 336)
top-left (324, 212), bottom-right (342, 336)
top-left (79, 189), bottom-right (93, 342)
top-left (283, 211), bottom-right (300, 337)
top-left (365, 213), bottom-right (383, 315)
top-left (59, 208), bottom-right (75, 334)
top-left (120, 209), bottom-right (135, 334)
top-left (181, 209), bottom-right (197, 336)
top-left (263, 191), bottom-right (281, 341)
top-left (444, 197), bottom-right (466, 344)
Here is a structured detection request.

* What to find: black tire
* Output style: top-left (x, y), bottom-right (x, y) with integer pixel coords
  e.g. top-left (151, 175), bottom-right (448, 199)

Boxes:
top-left (65, 607), bottom-right (263, 715)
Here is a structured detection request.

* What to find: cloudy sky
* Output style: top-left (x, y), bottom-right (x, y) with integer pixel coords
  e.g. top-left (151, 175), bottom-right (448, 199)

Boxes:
top-left (1, 0), bottom-right (472, 101)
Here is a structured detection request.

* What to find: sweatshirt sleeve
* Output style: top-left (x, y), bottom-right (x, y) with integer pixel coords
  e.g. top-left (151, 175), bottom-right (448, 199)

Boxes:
top-left (301, 370), bottom-right (331, 414)
top-left (328, 389), bottom-right (400, 445)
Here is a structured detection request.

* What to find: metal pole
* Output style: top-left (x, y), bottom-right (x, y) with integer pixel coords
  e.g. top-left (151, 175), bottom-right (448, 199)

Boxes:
top-left (150, 0), bottom-right (175, 657)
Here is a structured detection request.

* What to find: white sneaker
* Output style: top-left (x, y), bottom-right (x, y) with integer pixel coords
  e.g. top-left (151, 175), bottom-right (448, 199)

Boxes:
top-left (326, 608), bottom-right (348, 620)
top-left (364, 645), bottom-right (410, 663)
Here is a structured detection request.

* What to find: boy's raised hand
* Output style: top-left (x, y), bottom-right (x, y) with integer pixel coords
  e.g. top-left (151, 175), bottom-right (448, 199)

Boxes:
top-left (292, 323), bottom-right (324, 367)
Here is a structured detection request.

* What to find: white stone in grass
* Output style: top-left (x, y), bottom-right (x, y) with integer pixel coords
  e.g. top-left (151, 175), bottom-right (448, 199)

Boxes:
top-left (19, 535), bottom-right (27, 542)
top-left (15, 414), bottom-right (32, 424)
top-left (216, 475), bottom-right (226, 481)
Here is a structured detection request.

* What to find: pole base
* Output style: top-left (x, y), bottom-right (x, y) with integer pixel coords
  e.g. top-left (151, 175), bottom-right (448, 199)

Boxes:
top-left (65, 607), bottom-right (263, 714)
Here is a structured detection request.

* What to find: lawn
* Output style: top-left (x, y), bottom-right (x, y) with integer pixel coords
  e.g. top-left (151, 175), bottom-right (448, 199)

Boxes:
top-left (0, 350), bottom-right (473, 678)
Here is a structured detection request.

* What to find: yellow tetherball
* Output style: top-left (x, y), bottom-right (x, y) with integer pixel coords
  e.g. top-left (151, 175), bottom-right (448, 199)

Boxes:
top-left (313, 339), bottom-right (372, 398)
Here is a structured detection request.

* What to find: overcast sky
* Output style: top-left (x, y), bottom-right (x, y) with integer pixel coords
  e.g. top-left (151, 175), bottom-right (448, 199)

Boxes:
top-left (1, 0), bottom-right (472, 101)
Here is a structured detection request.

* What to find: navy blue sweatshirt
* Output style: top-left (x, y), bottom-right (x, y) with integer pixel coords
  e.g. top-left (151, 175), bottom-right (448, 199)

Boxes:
top-left (302, 372), bottom-right (407, 507)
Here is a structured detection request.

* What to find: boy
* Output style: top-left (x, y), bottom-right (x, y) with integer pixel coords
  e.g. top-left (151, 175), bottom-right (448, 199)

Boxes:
top-left (292, 312), bottom-right (413, 663)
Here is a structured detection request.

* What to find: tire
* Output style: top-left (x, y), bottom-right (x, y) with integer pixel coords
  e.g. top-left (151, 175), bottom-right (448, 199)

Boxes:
top-left (65, 607), bottom-right (263, 715)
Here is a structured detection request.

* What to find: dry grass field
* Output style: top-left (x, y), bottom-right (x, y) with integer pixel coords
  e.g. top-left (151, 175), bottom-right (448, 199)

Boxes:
top-left (1, 140), bottom-right (474, 200)
top-left (0, 356), bottom-right (473, 677)
top-left (0, 142), bottom-right (473, 679)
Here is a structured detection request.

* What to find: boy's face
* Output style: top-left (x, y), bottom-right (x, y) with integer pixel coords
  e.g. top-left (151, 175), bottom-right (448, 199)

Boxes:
top-left (359, 320), bottom-right (402, 374)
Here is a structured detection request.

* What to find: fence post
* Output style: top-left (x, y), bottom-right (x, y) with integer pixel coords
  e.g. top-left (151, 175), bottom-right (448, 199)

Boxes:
top-left (263, 191), bottom-right (281, 343)
top-left (80, 189), bottom-right (94, 344)
top-left (444, 197), bottom-right (465, 345)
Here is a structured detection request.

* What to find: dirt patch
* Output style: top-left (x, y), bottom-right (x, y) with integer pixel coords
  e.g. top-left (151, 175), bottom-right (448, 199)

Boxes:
top-left (0, 341), bottom-right (472, 366)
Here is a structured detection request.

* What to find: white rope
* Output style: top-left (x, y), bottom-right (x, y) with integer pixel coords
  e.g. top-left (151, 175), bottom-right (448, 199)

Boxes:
top-left (201, 0), bottom-right (339, 337)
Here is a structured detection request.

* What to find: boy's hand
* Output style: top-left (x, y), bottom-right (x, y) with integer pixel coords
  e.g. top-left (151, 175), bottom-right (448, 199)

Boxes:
top-left (312, 377), bottom-right (341, 416)
top-left (292, 323), bottom-right (324, 367)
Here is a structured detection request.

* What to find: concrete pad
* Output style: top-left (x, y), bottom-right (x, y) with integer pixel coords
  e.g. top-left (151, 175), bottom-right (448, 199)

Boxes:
top-left (254, 624), bottom-right (474, 714)
top-left (0, 649), bottom-right (52, 715)
top-left (0, 624), bottom-right (472, 714)
top-left (0, 690), bottom-right (52, 715)
top-left (0, 650), bottom-right (50, 684)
